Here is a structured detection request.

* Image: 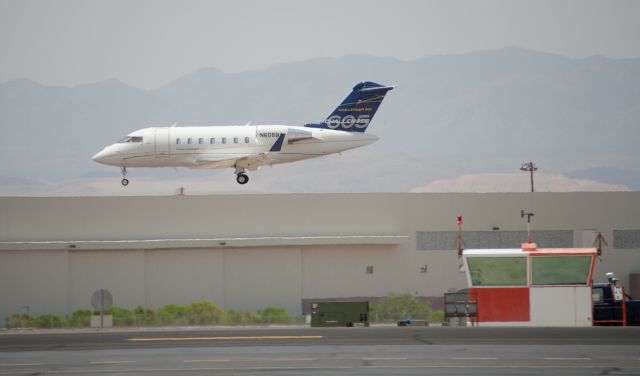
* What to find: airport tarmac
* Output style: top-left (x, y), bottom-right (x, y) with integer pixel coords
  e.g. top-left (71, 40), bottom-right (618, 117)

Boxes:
top-left (1, 326), bottom-right (639, 375)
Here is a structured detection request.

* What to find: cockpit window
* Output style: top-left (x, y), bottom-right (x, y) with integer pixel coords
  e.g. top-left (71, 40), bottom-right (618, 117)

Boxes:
top-left (118, 136), bottom-right (143, 143)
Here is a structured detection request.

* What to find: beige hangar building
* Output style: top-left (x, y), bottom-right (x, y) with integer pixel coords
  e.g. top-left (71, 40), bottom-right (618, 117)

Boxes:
top-left (1, 192), bottom-right (640, 325)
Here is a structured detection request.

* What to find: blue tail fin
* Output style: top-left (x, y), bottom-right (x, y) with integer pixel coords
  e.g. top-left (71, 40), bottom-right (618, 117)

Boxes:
top-left (305, 81), bottom-right (394, 132)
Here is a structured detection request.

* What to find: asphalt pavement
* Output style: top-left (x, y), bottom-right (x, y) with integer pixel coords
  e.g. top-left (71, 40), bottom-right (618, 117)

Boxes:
top-left (0, 326), bottom-right (638, 375)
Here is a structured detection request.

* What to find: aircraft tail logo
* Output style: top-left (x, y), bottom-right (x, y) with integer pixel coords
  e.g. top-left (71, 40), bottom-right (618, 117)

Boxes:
top-left (305, 81), bottom-right (394, 132)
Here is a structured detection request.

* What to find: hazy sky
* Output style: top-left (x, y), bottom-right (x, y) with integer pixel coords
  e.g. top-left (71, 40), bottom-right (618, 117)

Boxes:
top-left (1, 0), bottom-right (639, 89)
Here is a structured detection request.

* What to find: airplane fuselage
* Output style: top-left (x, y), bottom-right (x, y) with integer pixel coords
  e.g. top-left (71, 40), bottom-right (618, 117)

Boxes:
top-left (92, 81), bottom-right (393, 185)
top-left (93, 125), bottom-right (378, 170)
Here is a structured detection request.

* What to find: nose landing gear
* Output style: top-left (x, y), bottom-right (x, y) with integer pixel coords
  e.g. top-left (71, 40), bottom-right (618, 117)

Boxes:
top-left (121, 166), bottom-right (129, 186)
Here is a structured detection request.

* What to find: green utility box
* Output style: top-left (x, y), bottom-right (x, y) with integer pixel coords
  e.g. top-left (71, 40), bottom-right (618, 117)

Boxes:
top-left (310, 301), bottom-right (370, 327)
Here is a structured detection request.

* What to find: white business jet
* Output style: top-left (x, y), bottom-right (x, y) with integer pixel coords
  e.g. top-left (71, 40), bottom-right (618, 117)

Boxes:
top-left (92, 81), bottom-right (394, 185)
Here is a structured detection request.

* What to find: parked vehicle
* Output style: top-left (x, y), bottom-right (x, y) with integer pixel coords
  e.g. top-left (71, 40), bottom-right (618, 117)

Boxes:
top-left (592, 273), bottom-right (640, 326)
top-left (310, 301), bottom-right (369, 327)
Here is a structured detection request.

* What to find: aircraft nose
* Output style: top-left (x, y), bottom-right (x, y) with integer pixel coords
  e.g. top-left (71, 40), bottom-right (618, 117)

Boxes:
top-left (92, 150), bottom-right (106, 163)
top-left (92, 148), bottom-right (118, 165)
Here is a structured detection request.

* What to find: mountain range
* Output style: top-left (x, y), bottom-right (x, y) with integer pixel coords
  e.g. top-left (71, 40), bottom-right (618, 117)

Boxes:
top-left (0, 47), bottom-right (638, 195)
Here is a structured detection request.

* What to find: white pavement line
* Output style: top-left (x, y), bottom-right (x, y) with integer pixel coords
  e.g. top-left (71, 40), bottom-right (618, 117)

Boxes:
top-left (544, 357), bottom-right (591, 361)
top-left (183, 359), bottom-right (231, 363)
top-left (32, 364), bottom-right (640, 374)
top-left (358, 365), bottom-right (629, 369)
top-left (362, 357), bottom-right (409, 361)
top-left (45, 365), bottom-right (356, 374)
top-left (271, 358), bottom-right (318, 361)
top-left (335, 356), bottom-right (407, 361)
top-left (0, 363), bottom-right (43, 367)
top-left (90, 360), bottom-right (137, 365)
top-left (451, 357), bottom-right (499, 360)
top-left (127, 335), bottom-right (323, 341)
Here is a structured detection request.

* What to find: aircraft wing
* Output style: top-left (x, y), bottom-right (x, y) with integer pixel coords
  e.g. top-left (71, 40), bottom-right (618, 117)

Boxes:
top-left (234, 152), bottom-right (282, 171)
top-left (193, 133), bottom-right (285, 170)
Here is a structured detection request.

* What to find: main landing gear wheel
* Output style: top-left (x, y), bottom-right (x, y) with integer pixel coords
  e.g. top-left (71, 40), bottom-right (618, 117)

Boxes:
top-left (121, 178), bottom-right (129, 186)
top-left (236, 173), bottom-right (249, 185)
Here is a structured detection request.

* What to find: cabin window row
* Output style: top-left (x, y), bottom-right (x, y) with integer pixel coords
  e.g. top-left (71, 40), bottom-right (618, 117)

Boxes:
top-left (175, 137), bottom-right (251, 145)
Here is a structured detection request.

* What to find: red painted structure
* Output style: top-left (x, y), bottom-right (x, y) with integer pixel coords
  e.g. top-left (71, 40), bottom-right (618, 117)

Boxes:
top-left (470, 288), bottom-right (530, 322)
top-left (462, 244), bottom-right (597, 326)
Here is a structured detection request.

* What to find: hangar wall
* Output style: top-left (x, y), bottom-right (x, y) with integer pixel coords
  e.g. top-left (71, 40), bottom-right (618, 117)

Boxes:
top-left (1, 193), bottom-right (639, 325)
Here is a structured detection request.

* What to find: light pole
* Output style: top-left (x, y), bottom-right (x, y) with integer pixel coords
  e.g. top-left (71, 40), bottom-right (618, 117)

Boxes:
top-left (520, 161), bottom-right (538, 192)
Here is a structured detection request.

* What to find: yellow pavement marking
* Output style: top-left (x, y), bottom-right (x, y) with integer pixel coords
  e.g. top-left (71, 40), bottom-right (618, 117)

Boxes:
top-left (0, 363), bottom-right (43, 367)
top-left (90, 360), bottom-right (137, 365)
top-left (183, 359), bottom-right (231, 363)
top-left (127, 335), bottom-right (323, 342)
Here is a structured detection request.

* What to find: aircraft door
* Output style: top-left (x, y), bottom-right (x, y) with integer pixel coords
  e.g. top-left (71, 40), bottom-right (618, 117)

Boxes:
top-left (155, 127), bottom-right (170, 157)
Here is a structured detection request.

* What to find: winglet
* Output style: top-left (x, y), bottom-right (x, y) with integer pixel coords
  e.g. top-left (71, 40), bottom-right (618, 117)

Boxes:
top-left (269, 133), bottom-right (286, 152)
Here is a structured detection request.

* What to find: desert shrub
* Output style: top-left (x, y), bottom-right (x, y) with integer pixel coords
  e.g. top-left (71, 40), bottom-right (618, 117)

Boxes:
top-left (5, 313), bottom-right (34, 328)
top-left (187, 300), bottom-right (225, 325)
top-left (4, 302), bottom-right (300, 328)
top-left (371, 293), bottom-right (432, 322)
top-left (105, 306), bottom-right (136, 326)
top-left (133, 306), bottom-right (157, 325)
top-left (225, 310), bottom-right (260, 325)
top-left (431, 310), bottom-right (445, 323)
top-left (258, 307), bottom-right (292, 324)
top-left (156, 304), bottom-right (189, 325)
top-left (69, 309), bottom-right (92, 327)
top-left (33, 314), bottom-right (68, 328)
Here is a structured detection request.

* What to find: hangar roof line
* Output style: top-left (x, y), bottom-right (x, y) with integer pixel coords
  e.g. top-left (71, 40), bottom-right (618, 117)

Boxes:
top-left (0, 235), bottom-right (410, 251)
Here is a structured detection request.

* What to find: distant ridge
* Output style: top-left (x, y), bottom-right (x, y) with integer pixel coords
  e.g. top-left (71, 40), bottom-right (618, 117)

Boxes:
top-left (0, 47), bottom-right (638, 193)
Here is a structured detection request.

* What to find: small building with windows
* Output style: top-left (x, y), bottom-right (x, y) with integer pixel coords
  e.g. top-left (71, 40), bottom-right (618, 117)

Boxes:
top-left (0, 192), bottom-right (639, 327)
top-left (463, 244), bottom-right (596, 326)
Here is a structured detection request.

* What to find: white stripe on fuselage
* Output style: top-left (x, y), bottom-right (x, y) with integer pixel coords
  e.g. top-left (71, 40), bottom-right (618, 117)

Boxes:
top-left (92, 125), bottom-right (378, 169)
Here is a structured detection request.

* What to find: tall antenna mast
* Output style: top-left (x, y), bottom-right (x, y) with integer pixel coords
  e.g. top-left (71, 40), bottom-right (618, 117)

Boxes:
top-left (521, 210), bottom-right (535, 243)
top-left (593, 231), bottom-right (607, 258)
top-left (456, 215), bottom-right (465, 257)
